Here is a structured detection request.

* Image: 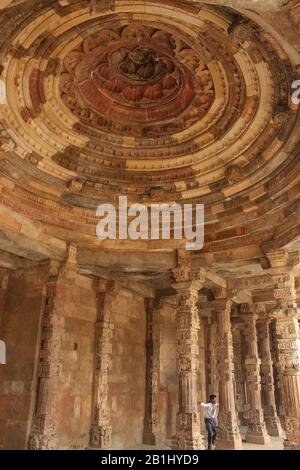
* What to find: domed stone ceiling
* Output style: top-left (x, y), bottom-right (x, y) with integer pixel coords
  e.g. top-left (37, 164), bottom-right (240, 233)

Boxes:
top-left (0, 0), bottom-right (299, 283)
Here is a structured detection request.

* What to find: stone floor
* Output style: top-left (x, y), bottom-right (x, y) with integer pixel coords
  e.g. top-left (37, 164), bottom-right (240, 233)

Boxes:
top-left (241, 427), bottom-right (284, 451)
top-left (128, 428), bottom-right (285, 451)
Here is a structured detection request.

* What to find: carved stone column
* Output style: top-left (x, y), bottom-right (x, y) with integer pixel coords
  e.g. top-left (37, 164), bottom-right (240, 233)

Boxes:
top-left (242, 305), bottom-right (270, 444)
top-left (90, 279), bottom-right (115, 449)
top-left (143, 297), bottom-right (161, 445)
top-left (257, 314), bottom-right (283, 437)
top-left (273, 309), bottom-right (300, 449)
top-left (172, 263), bottom-right (205, 450)
top-left (0, 269), bottom-right (9, 327)
top-left (213, 296), bottom-right (243, 449)
top-left (266, 250), bottom-right (300, 449)
top-left (232, 322), bottom-right (245, 424)
top-left (204, 314), bottom-right (216, 398)
top-left (28, 245), bottom-right (77, 449)
top-left (269, 320), bottom-right (284, 427)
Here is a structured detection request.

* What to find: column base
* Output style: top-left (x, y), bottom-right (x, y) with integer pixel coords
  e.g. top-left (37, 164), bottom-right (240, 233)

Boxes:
top-left (283, 439), bottom-right (300, 450)
top-left (143, 432), bottom-right (161, 446)
top-left (172, 435), bottom-right (205, 450)
top-left (265, 417), bottom-right (284, 437)
top-left (246, 426), bottom-right (270, 445)
top-left (28, 432), bottom-right (58, 450)
top-left (217, 412), bottom-right (243, 450)
top-left (172, 412), bottom-right (205, 450)
top-left (216, 436), bottom-right (243, 450)
top-left (90, 424), bottom-right (112, 449)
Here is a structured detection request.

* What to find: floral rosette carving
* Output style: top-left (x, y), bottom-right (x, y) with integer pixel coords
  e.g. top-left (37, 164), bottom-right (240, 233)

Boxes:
top-left (60, 24), bottom-right (215, 137)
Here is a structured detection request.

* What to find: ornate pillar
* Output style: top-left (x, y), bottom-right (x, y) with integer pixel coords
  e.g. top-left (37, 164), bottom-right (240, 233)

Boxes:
top-left (206, 312), bottom-right (218, 396)
top-left (90, 279), bottom-right (115, 449)
top-left (266, 250), bottom-right (300, 449)
top-left (0, 269), bottom-right (9, 328)
top-left (273, 309), bottom-right (300, 449)
top-left (143, 297), bottom-right (161, 445)
top-left (242, 304), bottom-right (270, 444)
top-left (232, 322), bottom-right (245, 424)
top-left (172, 263), bottom-right (205, 450)
top-left (257, 313), bottom-right (283, 437)
top-left (213, 294), bottom-right (242, 449)
top-left (28, 245), bottom-right (77, 449)
top-left (269, 320), bottom-right (285, 427)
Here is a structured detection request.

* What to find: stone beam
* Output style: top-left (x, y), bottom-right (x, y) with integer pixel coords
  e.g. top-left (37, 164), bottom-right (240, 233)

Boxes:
top-left (77, 248), bottom-right (177, 273)
top-left (228, 275), bottom-right (273, 291)
top-left (0, 228), bottom-right (66, 262)
top-left (116, 281), bottom-right (155, 300)
top-left (0, 248), bottom-right (33, 269)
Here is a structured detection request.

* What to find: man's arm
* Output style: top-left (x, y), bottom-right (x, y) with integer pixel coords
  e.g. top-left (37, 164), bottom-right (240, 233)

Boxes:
top-left (198, 402), bottom-right (209, 408)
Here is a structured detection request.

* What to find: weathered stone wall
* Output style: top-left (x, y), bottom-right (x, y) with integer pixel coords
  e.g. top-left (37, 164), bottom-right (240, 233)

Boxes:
top-left (159, 302), bottom-right (178, 441)
top-left (108, 290), bottom-right (147, 449)
top-left (55, 274), bottom-right (97, 450)
top-left (0, 265), bottom-right (47, 450)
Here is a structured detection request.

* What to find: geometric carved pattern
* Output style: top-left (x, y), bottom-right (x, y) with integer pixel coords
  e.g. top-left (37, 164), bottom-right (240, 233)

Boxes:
top-left (257, 318), bottom-right (283, 437)
top-left (90, 281), bottom-right (115, 449)
top-left (143, 298), bottom-right (161, 445)
top-left (172, 279), bottom-right (204, 450)
top-left (213, 298), bottom-right (243, 449)
top-left (0, 0), bottom-right (298, 244)
top-left (273, 310), bottom-right (300, 450)
top-left (28, 262), bottom-right (67, 450)
top-left (60, 25), bottom-right (214, 138)
top-left (242, 309), bottom-right (270, 445)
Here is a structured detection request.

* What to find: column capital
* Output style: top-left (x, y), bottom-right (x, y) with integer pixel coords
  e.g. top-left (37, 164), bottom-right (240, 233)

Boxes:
top-left (172, 258), bottom-right (205, 287)
top-left (271, 306), bottom-right (300, 321)
top-left (264, 250), bottom-right (300, 270)
top-left (263, 250), bottom-right (299, 310)
top-left (211, 297), bottom-right (232, 314)
top-left (255, 304), bottom-right (271, 323)
top-left (265, 250), bottom-right (289, 268)
top-left (172, 280), bottom-right (204, 292)
top-left (93, 279), bottom-right (120, 300)
top-left (240, 303), bottom-right (258, 322)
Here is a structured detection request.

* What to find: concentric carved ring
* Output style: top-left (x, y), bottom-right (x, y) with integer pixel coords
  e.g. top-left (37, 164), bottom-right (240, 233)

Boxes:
top-left (60, 24), bottom-right (214, 133)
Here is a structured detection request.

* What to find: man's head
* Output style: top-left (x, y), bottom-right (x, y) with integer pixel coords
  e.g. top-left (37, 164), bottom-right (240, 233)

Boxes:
top-left (209, 394), bottom-right (217, 404)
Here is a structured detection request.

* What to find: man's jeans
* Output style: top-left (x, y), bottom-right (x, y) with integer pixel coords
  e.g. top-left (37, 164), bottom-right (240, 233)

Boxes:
top-left (204, 418), bottom-right (217, 449)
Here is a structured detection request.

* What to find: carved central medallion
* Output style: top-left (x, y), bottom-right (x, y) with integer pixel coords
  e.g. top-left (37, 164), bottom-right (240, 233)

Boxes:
top-left (88, 42), bottom-right (185, 108)
top-left (60, 23), bottom-right (215, 136)
top-left (114, 47), bottom-right (164, 83)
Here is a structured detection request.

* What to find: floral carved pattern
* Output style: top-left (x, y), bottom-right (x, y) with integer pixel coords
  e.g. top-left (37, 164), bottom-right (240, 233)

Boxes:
top-left (60, 24), bottom-right (214, 138)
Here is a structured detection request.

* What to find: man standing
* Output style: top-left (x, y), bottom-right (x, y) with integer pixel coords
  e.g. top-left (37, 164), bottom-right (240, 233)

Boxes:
top-left (200, 394), bottom-right (219, 450)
